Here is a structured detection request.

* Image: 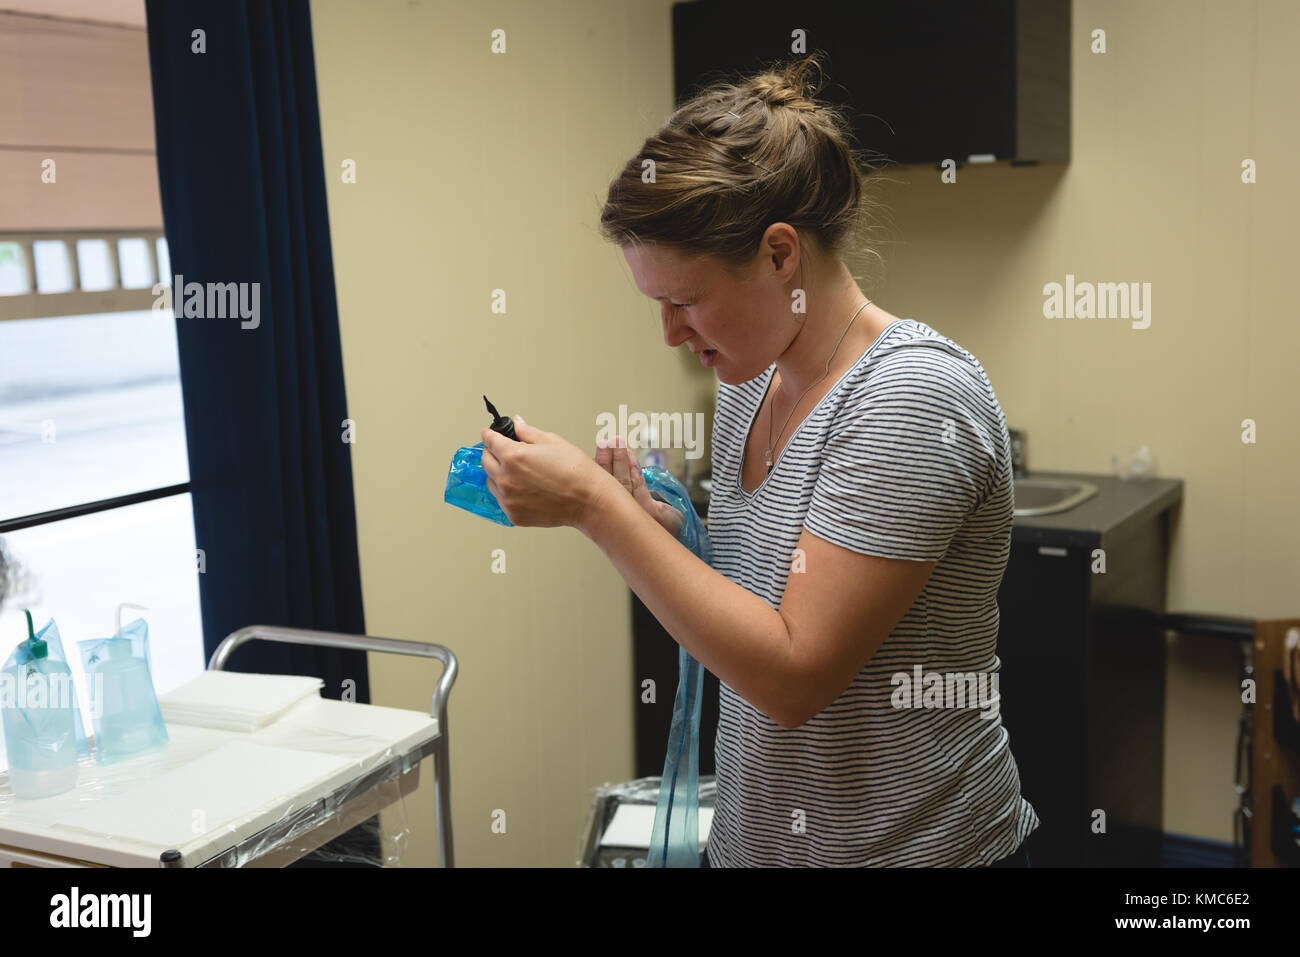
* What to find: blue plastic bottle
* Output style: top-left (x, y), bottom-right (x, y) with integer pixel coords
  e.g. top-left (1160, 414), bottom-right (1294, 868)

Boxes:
top-left (86, 636), bottom-right (164, 761)
top-left (1, 633), bottom-right (79, 800)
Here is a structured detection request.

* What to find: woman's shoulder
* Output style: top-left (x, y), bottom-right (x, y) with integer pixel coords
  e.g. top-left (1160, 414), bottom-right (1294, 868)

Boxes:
top-left (829, 319), bottom-right (1003, 431)
top-left (870, 317), bottom-right (981, 367)
top-left (849, 319), bottom-right (994, 395)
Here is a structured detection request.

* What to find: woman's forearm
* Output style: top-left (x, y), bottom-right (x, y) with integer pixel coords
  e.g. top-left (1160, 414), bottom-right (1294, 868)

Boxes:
top-left (578, 483), bottom-right (799, 727)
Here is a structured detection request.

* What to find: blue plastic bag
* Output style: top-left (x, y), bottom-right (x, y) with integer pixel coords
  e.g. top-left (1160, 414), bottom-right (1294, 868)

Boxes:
top-left (443, 445), bottom-right (712, 865)
top-left (77, 618), bottom-right (169, 764)
top-left (640, 466), bottom-right (712, 868)
top-left (2, 619), bottom-right (92, 759)
top-left (1, 614), bottom-right (86, 798)
top-left (444, 442), bottom-right (514, 527)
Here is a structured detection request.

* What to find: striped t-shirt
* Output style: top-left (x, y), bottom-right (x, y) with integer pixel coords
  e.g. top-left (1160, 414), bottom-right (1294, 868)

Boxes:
top-left (703, 317), bottom-right (1040, 867)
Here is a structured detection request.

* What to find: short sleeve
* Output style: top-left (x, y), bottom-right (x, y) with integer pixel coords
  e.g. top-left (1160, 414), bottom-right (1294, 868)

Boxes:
top-left (803, 348), bottom-right (997, 561)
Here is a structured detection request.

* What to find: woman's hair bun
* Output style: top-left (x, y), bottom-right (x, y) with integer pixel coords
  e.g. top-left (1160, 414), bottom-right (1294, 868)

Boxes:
top-left (599, 50), bottom-right (887, 271)
top-left (745, 53), bottom-right (827, 110)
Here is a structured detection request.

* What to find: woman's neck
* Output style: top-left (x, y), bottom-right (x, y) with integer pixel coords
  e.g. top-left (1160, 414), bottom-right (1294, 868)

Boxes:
top-left (772, 264), bottom-right (881, 396)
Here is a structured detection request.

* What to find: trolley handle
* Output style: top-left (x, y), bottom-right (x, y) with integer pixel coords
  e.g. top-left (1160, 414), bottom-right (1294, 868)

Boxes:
top-left (208, 625), bottom-right (458, 731)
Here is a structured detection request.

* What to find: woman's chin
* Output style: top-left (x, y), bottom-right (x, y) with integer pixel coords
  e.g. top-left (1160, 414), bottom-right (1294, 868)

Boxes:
top-left (715, 361), bottom-right (767, 386)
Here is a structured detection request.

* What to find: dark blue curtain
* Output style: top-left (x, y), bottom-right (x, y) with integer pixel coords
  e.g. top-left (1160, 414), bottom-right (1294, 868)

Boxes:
top-left (144, 0), bottom-right (370, 705)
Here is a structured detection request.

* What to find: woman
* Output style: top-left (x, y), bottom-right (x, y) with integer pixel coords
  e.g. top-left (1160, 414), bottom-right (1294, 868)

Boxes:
top-left (480, 54), bottom-right (1039, 867)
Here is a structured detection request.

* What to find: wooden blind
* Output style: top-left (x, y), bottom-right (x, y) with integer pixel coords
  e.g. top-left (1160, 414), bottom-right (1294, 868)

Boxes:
top-left (0, 11), bottom-right (162, 232)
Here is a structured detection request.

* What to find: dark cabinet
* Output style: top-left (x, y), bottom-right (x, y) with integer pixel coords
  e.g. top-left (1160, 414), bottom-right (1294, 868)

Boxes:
top-left (998, 473), bottom-right (1181, 867)
top-left (995, 537), bottom-right (1091, 865)
top-left (672, 0), bottom-right (1071, 166)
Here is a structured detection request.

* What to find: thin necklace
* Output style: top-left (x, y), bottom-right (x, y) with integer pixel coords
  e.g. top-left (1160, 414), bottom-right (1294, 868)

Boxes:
top-left (765, 299), bottom-right (871, 473)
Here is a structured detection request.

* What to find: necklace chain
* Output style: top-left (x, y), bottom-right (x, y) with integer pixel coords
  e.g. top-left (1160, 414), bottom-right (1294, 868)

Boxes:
top-left (765, 299), bottom-right (872, 473)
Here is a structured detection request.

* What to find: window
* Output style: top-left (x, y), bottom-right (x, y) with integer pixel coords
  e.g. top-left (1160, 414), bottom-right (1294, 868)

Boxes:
top-left (0, 231), bottom-right (203, 741)
top-left (0, 9), bottom-right (204, 767)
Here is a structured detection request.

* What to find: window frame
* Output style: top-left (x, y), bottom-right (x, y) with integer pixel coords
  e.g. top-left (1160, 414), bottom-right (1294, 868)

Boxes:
top-left (0, 227), bottom-right (190, 532)
top-left (0, 228), bottom-right (167, 322)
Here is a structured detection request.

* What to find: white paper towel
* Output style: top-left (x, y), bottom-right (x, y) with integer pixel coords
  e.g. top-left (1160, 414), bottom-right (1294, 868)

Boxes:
top-left (159, 671), bottom-right (323, 731)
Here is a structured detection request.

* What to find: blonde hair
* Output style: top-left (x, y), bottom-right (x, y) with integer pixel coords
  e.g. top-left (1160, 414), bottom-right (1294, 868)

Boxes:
top-left (599, 52), bottom-right (891, 278)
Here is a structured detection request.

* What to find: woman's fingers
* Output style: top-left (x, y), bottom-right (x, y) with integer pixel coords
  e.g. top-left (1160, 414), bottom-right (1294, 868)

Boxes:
top-left (627, 448), bottom-right (683, 536)
top-left (609, 436), bottom-right (634, 493)
top-left (595, 437), bottom-right (615, 473)
top-left (595, 437), bottom-right (635, 495)
top-left (595, 439), bottom-right (664, 523)
top-left (511, 415), bottom-right (545, 443)
top-left (590, 437), bottom-right (682, 536)
top-left (624, 447), bottom-right (673, 528)
top-left (624, 446), bottom-right (649, 494)
top-left (479, 444), bottom-right (502, 501)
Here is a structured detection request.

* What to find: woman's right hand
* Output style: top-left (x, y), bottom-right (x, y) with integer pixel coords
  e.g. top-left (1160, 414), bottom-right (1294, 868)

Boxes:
top-left (595, 436), bottom-right (684, 538)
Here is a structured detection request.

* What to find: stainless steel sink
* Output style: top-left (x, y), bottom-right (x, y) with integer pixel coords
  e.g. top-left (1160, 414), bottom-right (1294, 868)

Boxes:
top-left (1013, 477), bottom-right (1098, 517)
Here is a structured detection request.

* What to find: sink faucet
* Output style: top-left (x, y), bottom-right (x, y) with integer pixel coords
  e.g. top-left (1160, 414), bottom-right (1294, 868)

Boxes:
top-left (1009, 428), bottom-right (1027, 479)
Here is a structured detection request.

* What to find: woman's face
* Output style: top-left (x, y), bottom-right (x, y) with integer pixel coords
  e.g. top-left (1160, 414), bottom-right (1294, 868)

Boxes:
top-left (623, 242), bottom-right (785, 386)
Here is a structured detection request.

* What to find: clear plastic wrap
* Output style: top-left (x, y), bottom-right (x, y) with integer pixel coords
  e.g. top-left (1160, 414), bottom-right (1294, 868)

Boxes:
top-left (0, 694), bottom-right (435, 867)
top-left (578, 775), bottom-right (717, 868)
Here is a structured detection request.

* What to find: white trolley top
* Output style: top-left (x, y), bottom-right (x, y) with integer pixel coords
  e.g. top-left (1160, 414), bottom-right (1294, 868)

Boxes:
top-left (0, 695), bottom-right (439, 867)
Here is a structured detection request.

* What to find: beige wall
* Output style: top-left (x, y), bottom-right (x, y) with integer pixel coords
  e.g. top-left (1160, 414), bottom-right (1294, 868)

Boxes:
top-left (312, 0), bottom-right (1299, 864)
top-left (311, 0), bottom-right (696, 866)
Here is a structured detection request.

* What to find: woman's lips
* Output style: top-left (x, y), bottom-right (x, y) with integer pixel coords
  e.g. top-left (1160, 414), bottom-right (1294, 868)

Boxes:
top-left (699, 349), bottom-right (718, 368)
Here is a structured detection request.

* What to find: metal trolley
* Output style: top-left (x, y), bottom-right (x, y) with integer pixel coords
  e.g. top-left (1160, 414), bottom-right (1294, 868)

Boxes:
top-left (0, 625), bottom-right (457, 868)
top-left (175, 625), bottom-right (460, 868)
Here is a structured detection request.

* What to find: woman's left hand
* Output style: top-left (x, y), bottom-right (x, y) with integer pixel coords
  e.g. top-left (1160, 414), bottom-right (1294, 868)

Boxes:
top-left (480, 416), bottom-right (611, 529)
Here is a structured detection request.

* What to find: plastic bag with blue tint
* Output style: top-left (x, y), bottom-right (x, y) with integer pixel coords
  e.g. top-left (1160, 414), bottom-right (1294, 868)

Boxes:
top-left (443, 395), bottom-right (521, 527)
top-left (640, 465), bottom-right (713, 868)
top-left (0, 613), bottom-right (86, 798)
top-left (439, 392), bottom-right (710, 863)
top-left (2, 616), bottom-right (92, 760)
top-left (444, 442), bottom-right (514, 527)
top-left (77, 618), bottom-right (169, 764)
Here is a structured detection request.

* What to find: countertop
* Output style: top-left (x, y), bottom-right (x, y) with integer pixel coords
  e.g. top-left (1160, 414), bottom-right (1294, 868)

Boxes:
top-left (1008, 470), bottom-right (1182, 548)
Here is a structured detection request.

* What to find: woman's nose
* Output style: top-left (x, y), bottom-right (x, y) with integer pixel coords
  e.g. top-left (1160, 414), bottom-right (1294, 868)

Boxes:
top-left (661, 305), bottom-right (691, 348)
